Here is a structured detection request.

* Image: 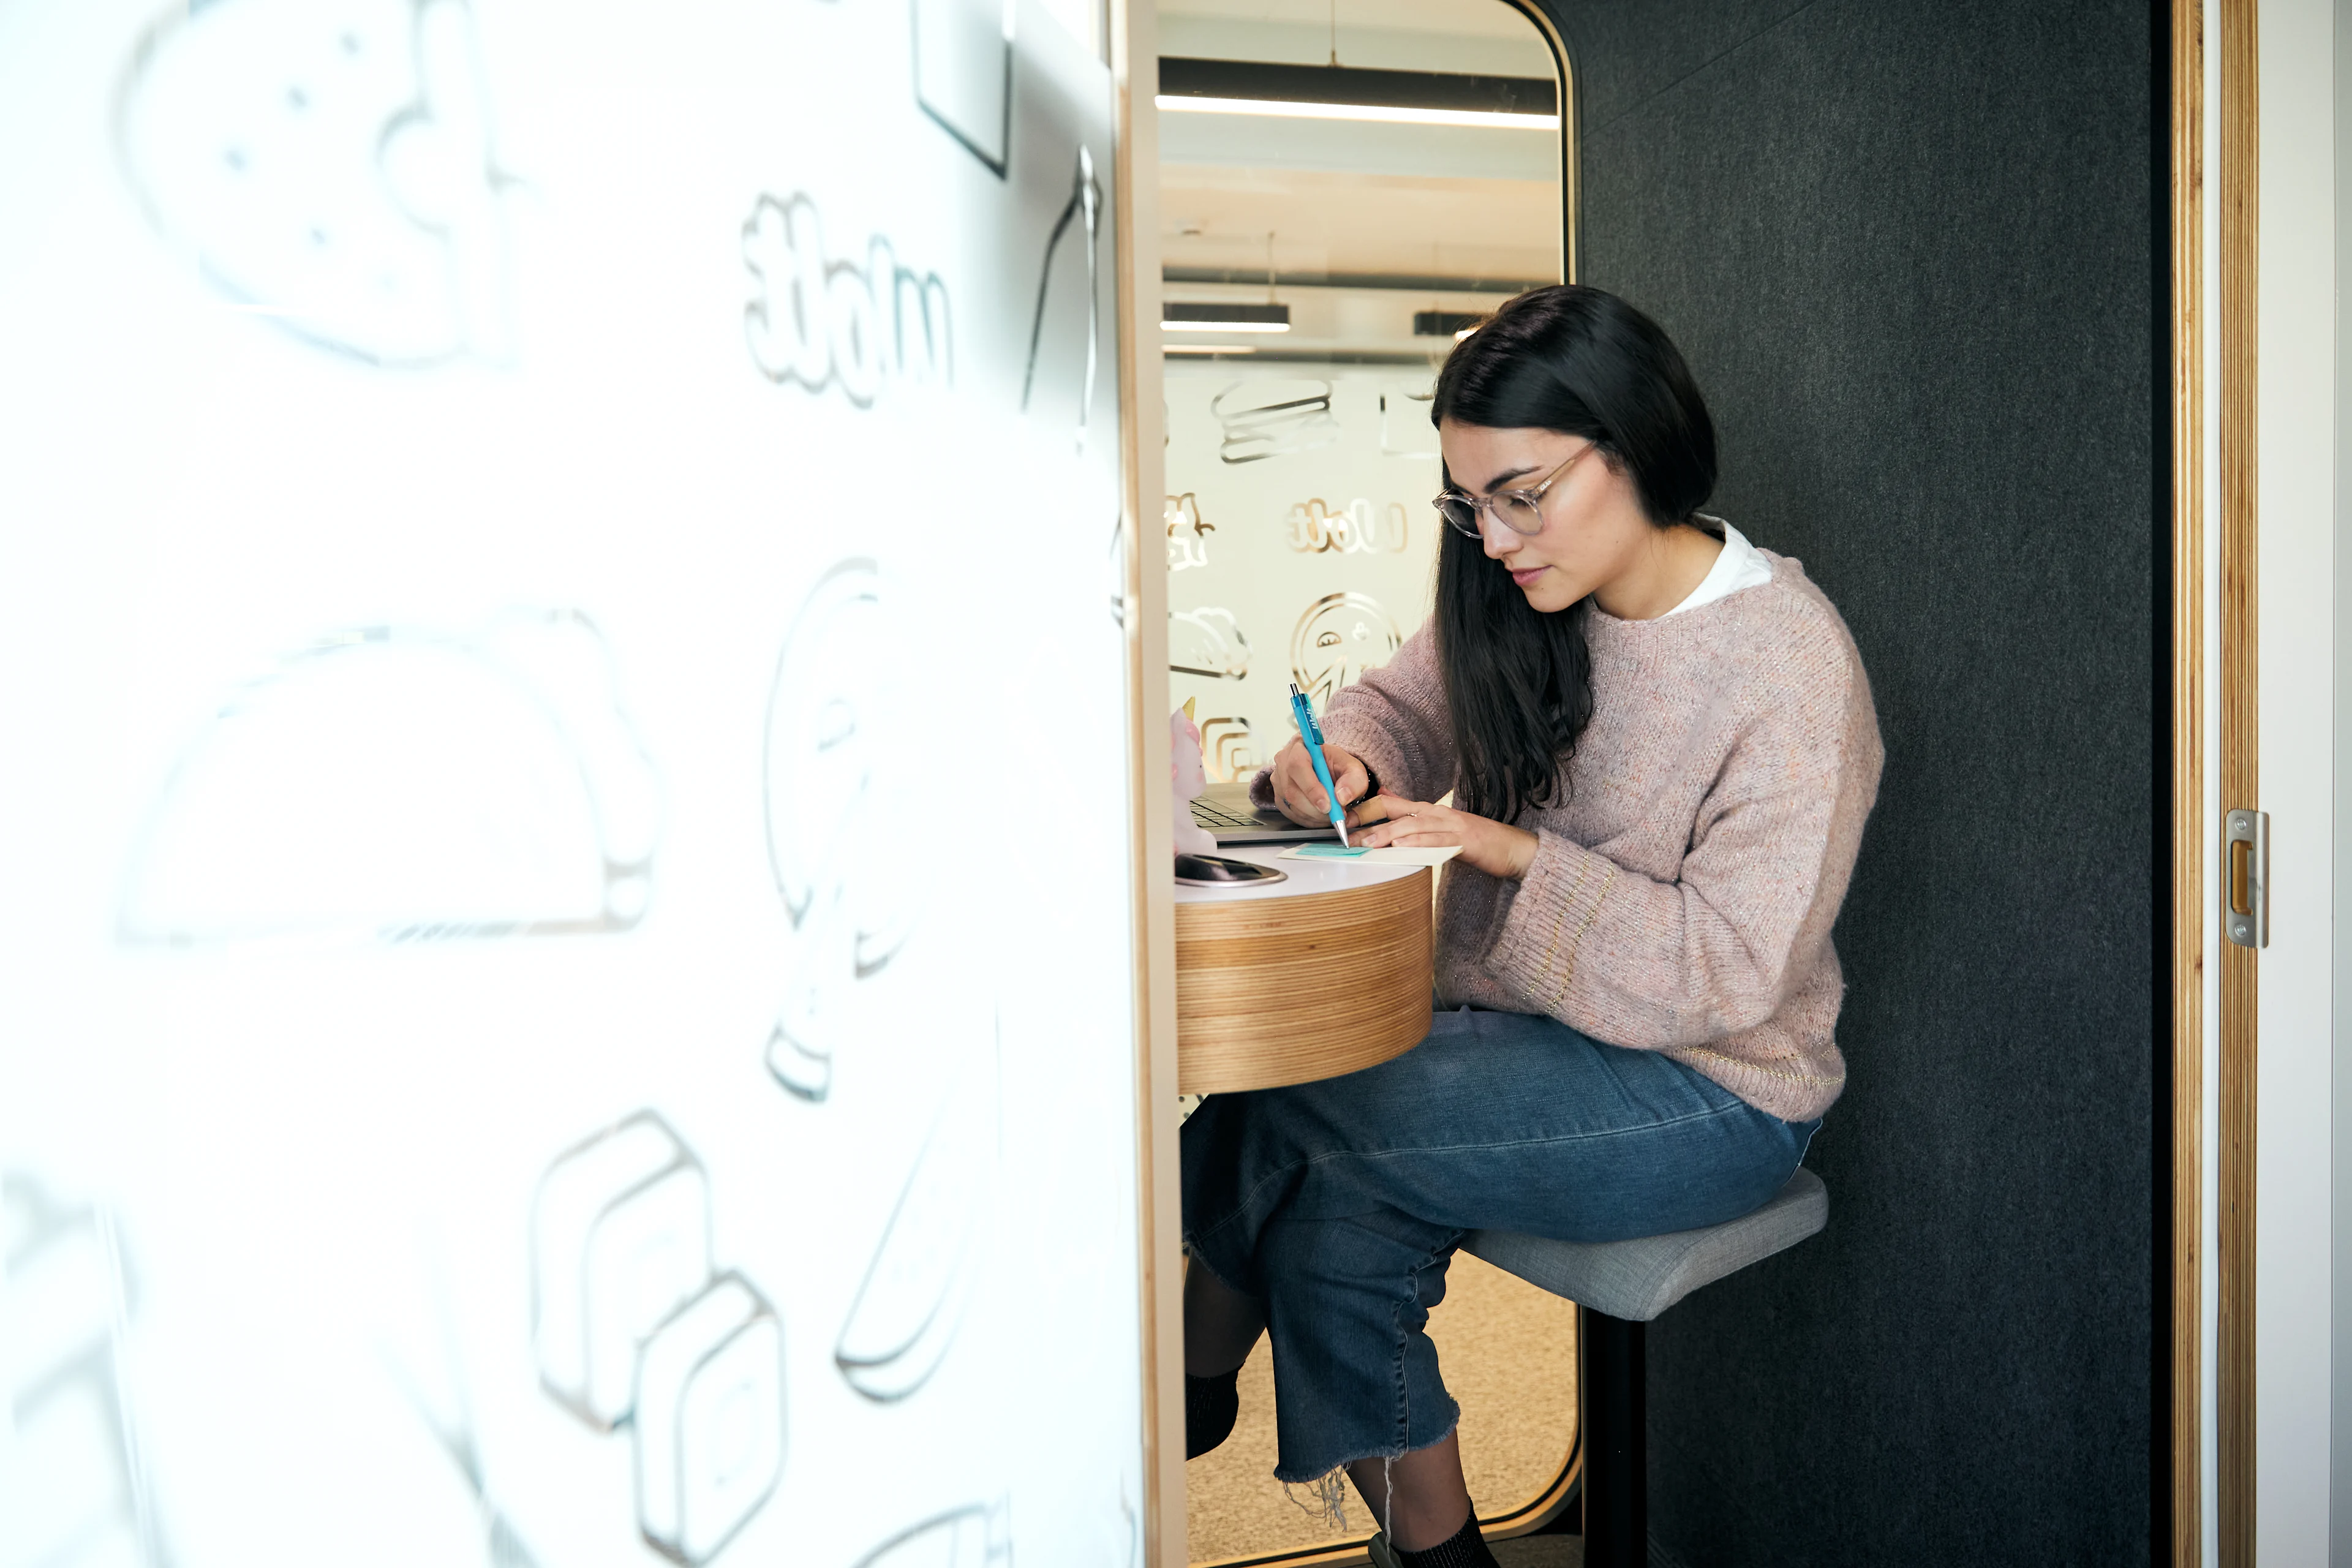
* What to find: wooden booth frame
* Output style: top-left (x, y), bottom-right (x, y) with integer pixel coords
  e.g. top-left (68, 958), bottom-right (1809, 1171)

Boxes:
top-left (1122, 0), bottom-right (2227, 1560)
top-left (1109, 0), bottom-right (1586, 1561)
top-left (2173, 0), bottom-right (2255, 1562)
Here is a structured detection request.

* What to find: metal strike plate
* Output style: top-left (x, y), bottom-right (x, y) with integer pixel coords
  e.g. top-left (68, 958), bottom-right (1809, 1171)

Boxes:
top-left (2224, 809), bottom-right (2267, 949)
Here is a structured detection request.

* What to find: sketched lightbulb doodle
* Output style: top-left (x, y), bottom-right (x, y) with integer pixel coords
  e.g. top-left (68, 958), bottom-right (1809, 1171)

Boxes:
top-left (763, 560), bottom-right (922, 1101)
top-left (1290, 593), bottom-right (1401, 709)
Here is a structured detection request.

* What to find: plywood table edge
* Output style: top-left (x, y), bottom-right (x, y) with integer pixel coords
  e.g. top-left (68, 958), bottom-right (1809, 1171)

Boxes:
top-left (1174, 865), bottom-right (1434, 1096)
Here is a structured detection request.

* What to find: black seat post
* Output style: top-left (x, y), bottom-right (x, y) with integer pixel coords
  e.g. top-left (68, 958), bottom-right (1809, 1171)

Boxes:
top-left (1578, 1305), bottom-right (1648, 1568)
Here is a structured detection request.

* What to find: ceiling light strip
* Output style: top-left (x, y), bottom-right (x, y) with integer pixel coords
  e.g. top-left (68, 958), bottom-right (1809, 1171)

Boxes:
top-left (1154, 94), bottom-right (1558, 131)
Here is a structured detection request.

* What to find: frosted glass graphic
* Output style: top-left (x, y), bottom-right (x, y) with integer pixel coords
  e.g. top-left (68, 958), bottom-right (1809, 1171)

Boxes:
top-left (1168, 371), bottom-right (1442, 767)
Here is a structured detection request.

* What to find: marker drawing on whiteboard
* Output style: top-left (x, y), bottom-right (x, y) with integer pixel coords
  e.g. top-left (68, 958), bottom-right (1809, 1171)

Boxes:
top-left (835, 1036), bottom-right (1000, 1401)
top-left (854, 1500), bottom-right (1013, 1567)
top-left (763, 560), bottom-right (924, 1102)
top-left (1020, 145), bottom-right (1103, 453)
top-left (4, 1172), bottom-right (170, 1568)
top-left (118, 610), bottom-right (660, 947)
top-left (119, 0), bottom-right (518, 366)
top-left (744, 193), bottom-right (952, 407)
top-left (532, 1112), bottom-right (715, 1430)
top-left (635, 1272), bottom-right (785, 1565)
top-left (530, 1113), bottom-right (785, 1566)
top-left (388, 1330), bottom-right (545, 1568)
top-left (911, 0), bottom-right (1014, 176)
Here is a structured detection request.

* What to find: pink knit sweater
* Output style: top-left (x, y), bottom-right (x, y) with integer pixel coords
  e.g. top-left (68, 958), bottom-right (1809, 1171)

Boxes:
top-left (1254, 551), bottom-right (1881, 1121)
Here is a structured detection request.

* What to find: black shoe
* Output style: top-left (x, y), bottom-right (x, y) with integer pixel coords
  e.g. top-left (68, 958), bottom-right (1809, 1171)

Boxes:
top-left (1185, 1368), bottom-right (1240, 1459)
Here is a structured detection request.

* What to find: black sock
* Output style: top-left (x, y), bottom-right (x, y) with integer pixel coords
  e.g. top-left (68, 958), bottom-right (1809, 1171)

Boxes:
top-left (1184, 1368), bottom-right (1240, 1460)
top-left (1392, 1513), bottom-right (1499, 1568)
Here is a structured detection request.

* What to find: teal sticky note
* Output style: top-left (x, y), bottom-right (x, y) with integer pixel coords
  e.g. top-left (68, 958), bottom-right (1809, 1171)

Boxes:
top-left (1296, 843), bottom-right (1372, 858)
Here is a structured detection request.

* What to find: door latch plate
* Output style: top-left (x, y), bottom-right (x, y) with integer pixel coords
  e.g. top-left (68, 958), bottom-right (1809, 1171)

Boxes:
top-left (2224, 809), bottom-right (2267, 949)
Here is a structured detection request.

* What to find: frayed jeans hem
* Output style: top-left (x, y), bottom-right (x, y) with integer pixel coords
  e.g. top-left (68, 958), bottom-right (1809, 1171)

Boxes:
top-left (1268, 1404), bottom-right (1462, 1487)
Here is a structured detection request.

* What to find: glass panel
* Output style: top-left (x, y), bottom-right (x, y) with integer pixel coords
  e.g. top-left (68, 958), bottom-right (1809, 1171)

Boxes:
top-left (1159, 3), bottom-right (1572, 1561)
top-left (1159, 0), bottom-right (1566, 792)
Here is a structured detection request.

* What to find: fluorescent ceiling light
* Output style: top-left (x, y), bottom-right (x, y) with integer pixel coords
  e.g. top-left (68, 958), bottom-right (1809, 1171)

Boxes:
top-left (1163, 301), bottom-right (1291, 333)
top-left (1155, 95), bottom-right (1558, 131)
top-left (1415, 309), bottom-right (1487, 338)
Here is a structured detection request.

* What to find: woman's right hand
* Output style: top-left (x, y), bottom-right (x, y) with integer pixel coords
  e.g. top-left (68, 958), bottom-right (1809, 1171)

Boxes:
top-left (1268, 737), bottom-right (1371, 826)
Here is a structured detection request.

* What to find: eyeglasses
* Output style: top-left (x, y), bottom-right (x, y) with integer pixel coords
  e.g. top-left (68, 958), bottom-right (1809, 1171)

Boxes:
top-left (1433, 445), bottom-right (1594, 539)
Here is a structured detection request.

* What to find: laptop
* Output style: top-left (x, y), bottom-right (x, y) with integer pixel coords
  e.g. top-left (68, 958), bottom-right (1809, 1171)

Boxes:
top-left (1188, 781), bottom-right (1339, 844)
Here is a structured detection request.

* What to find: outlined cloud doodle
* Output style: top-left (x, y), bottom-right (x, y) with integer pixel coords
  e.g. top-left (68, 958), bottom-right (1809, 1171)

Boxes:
top-left (1020, 146), bottom-right (1102, 452)
top-left (764, 560), bottom-right (924, 1101)
top-left (1169, 608), bottom-right (1249, 681)
top-left (835, 1035), bottom-right (1001, 1402)
top-left (120, 0), bottom-right (518, 365)
top-left (119, 610), bottom-right (660, 946)
top-left (532, 1113), bottom-right (784, 1566)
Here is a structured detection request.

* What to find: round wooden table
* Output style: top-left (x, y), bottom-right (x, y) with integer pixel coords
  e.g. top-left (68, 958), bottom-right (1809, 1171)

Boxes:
top-left (1172, 843), bottom-right (1435, 1094)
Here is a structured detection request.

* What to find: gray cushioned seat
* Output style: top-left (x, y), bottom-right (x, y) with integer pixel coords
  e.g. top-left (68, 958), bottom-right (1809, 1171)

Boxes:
top-left (1461, 1167), bottom-right (1828, 1322)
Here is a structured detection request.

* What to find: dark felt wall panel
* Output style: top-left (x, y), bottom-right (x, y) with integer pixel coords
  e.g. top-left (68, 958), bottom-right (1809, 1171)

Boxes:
top-left (1525, 1), bottom-right (2156, 1562)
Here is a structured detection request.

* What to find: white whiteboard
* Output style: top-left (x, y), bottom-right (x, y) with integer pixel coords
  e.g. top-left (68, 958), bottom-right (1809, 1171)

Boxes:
top-left (0, 2), bottom-right (1144, 1564)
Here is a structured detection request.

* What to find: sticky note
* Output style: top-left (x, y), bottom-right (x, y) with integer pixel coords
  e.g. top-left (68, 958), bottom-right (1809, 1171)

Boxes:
top-left (1278, 843), bottom-right (1464, 867)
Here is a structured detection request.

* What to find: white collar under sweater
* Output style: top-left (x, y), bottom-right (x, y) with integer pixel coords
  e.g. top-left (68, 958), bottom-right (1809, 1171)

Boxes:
top-left (1662, 519), bottom-right (1773, 617)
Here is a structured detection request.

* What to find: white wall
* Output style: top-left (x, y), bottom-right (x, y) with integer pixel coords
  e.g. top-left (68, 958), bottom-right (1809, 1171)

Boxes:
top-left (2262, 0), bottom-right (2338, 1560)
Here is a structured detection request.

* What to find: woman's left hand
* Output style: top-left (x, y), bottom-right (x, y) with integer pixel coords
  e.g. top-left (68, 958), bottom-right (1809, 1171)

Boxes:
top-left (1352, 794), bottom-right (1540, 880)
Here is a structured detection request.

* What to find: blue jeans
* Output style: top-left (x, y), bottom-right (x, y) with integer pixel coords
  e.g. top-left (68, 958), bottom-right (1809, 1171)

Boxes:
top-left (1180, 1006), bottom-right (1819, 1483)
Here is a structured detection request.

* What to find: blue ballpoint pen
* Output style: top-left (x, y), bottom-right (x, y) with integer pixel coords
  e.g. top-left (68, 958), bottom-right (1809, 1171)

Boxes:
top-left (1288, 683), bottom-right (1350, 846)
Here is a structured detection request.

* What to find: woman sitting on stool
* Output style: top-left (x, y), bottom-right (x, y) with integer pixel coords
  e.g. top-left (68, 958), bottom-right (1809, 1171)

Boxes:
top-left (1181, 284), bottom-right (1882, 1568)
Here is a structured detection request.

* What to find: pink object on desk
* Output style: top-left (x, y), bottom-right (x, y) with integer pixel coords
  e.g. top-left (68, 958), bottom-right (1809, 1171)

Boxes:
top-left (1171, 707), bottom-right (1216, 857)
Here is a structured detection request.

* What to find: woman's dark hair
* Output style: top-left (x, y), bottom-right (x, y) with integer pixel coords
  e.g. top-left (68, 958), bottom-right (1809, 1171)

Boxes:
top-left (1430, 285), bottom-right (1718, 821)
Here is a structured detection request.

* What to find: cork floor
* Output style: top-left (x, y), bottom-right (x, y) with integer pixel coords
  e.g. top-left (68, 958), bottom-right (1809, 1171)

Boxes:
top-left (1185, 1250), bottom-right (1580, 1565)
